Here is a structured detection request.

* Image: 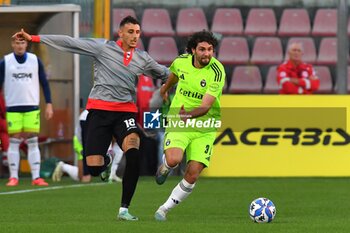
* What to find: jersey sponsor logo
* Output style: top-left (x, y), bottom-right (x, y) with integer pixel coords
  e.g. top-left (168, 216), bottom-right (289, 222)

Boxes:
top-left (179, 88), bottom-right (203, 99)
top-left (179, 74), bottom-right (185, 80)
top-left (200, 79), bottom-right (206, 87)
top-left (12, 73), bottom-right (32, 79)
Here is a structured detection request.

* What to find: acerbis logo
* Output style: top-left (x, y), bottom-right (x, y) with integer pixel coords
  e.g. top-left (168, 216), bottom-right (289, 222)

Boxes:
top-left (214, 127), bottom-right (350, 146)
top-left (179, 88), bottom-right (203, 99)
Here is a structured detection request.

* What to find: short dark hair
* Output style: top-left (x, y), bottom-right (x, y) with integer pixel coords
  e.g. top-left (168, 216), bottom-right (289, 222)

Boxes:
top-left (186, 30), bottom-right (218, 54)
top-left (119, 15), bottom-right (140, 28)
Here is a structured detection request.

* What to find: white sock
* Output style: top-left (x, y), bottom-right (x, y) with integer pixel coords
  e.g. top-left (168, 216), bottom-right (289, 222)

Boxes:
top-left (119, 207), bottom-right (128, 213)
top-left (61, 163), bottom-right (79, 181)
top-left (7, 138), bottom-right (22, 179)
top-left (27, 137), bottom-right (41, 180)
top-left (109, 144), bottom-right (123, 179)
top-left (162, 178), bottom-right (195, 211)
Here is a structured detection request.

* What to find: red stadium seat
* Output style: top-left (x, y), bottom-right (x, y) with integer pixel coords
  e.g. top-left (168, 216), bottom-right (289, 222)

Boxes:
top-left (313, 66), bottom-right (333, 94)
top-left (211, 8), bottom-right (243, 35)
top-left (217, 37), bottom-right (249, 65)
top-left (244, 8), bottom-right (277, 36)
top-left (285, 37), bottom-right (316, 64)
top-left (263, 66), bottom-right (279, 94)
top-left (176, 8), bottom-right (208, 37)
top-left (250, 37), bottom-right (283, 65)
top-left (112, 8), bottom-right (137, 30)
top-left (147, 37), bottom-right (178, 65)
top-left (141, 8), bottom-right (175, 37)
top-left (317, 37), bottom-right (337, 65)
top-left (312, 9), bottom-right (337, 36)
top-left (228, 66), bottom-right (262, 94)
top-left (278, 9), bottom-right (311, 36)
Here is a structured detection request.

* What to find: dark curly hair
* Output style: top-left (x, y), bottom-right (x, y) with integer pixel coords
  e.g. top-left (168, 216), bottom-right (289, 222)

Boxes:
top-left (186, 30), bottom-right (218, 54)
top-left (119, 15), bottom-right (140, 28)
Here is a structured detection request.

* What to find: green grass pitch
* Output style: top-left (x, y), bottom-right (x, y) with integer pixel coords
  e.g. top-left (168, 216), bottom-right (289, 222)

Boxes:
top-left (0, 177), bottom-right (350, 233)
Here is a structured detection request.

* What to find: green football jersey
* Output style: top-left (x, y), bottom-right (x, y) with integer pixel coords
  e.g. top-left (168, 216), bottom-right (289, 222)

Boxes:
top-left (166, 54), bottom-right (225, 132)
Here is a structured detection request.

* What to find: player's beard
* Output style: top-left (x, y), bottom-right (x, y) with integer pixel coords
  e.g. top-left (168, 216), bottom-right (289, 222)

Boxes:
top-left (198, 56), bottom-right (211, 67)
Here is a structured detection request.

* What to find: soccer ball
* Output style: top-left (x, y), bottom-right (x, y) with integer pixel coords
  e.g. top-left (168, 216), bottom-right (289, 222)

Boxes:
top-left (249, 197), bottom-right (276, 223)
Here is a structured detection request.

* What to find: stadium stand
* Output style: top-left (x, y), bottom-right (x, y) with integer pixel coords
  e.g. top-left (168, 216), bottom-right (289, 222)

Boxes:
top-left (112, 8), bottom-right (137, 29)
top-left (250, 37), bottom-right (283, 65)
top-left (228, 66), bottom-right (262, 94)
top-left (313, 66), bottom-right (333, 94)
top-left (244, 8), bottom-right (277, 36)
top-left (211, 8), bottom-right (243, 35)
top-left (278, 9), bottom-right (311, 36)
top-left (176, 8), bottom-right (209, 36)
top-left (317, 37), bottom-right (337, 65)
top-left (312, 8), bottom-right (337, 36)
top-left (147, 36), bottom-right (178, 65)
top-left (263, 65), bottom-right (279, 94)
top-left (141, 8), bottom-right (175, 37)
top-left (285, 37), bottom-right (317, 64)
top-left (217, 37), bottom-right (249, 65)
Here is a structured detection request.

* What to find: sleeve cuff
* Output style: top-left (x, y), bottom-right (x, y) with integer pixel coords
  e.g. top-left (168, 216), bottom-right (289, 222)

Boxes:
top-left (31, 35), bottom-right (40, 43)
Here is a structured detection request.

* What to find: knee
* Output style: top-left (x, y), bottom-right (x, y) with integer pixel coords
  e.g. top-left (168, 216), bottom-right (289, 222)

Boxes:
top-left (165, 148), bottom-right (183, 167)
top-left (86, 155), bottom-right (104, 166)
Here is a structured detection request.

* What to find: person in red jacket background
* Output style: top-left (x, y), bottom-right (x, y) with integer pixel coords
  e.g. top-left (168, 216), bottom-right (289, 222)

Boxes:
top-left (0, 90), bottom-right (9, 169)
top-left (277, 42), bottom-right (320, 94)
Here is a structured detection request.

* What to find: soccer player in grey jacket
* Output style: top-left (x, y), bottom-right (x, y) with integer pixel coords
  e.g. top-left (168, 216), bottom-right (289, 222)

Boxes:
top-left (14, 16), bottom-right (169, 221)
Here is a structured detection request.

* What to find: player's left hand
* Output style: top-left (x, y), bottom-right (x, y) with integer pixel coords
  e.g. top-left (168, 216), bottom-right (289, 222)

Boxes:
top-left (12, 29), bottom-right (32, 41)
top-left (45, 103), bottom-right (54, 120)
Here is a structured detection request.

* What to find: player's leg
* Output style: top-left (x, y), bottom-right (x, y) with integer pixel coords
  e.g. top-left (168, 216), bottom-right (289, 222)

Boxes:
top-left (155, 161), bottom-right (204, 221)
top-left (5, 112), bottom-right (23, 186)
top-left (108, 142), bottom-right (123, 182)
top-left (115, 112), bottom-right (141, 221)
top-left (155, 132), bottom-right (214, 221)
top-left (84, 110), bottom-right (113, 177)
top-left (53, 161), bottom-right (79, 182)
top-left (23, 110), bottom-right (48, 186)
top-left (155, 132), bottom-right (188, 185)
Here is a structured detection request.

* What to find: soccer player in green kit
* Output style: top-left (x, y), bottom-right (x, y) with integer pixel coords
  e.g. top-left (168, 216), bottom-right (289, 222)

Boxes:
top-left (154, 30), bottom-right (225, 221)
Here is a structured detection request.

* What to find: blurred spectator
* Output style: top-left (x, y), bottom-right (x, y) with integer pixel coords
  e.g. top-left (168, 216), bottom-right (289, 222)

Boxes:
top-left (0, 37), bottom-right (53, 186)
top-left (277, 42), bottom-right (320, 94)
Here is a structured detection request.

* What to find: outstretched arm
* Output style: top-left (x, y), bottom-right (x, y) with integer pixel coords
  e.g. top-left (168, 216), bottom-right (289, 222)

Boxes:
top-left (13, 29), bottom-right (103, 57)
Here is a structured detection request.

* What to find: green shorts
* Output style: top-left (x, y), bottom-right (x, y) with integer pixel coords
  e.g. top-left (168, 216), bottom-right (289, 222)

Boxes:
top-left (6, 110), bottom-right (40, 134)
top-left (163, 131), bottom-right (216, 167)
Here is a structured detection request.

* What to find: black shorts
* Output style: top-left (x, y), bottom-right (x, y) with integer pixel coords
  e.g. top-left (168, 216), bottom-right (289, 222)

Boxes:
top-left (84, 110), bottom-right (141, 157)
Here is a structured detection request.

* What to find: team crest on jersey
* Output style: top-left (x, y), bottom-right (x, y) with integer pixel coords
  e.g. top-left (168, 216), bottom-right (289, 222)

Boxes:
top-left (165, 139), bottom-right (171, 146)
top-left (200, 79), bottom-right (206, 87)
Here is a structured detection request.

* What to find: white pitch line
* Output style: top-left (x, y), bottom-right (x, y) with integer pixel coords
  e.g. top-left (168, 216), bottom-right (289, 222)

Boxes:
top-left (0, 182), bottom-right (107, 195)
